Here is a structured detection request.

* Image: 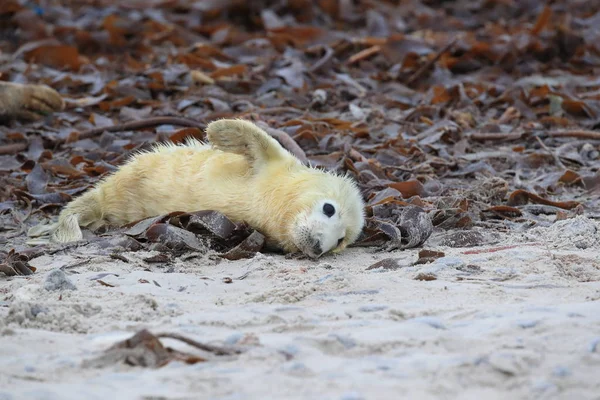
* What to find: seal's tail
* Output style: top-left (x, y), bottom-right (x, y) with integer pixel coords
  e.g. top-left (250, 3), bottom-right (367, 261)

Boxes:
top-left (51, 189), bottom-right (104, 243)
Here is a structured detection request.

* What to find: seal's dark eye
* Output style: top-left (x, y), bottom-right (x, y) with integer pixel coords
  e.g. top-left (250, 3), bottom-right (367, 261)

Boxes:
top-left (337, 238), bottom-right (344, 247)
top-left (323, 203), bottom-right (335, 217)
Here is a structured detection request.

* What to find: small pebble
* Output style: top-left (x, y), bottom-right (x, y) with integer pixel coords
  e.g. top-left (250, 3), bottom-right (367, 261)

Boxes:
top-left (44, 269), bottom-right (76, 291)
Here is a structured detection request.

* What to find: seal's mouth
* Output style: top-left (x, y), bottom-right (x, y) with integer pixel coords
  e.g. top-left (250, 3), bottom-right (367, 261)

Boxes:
top-left (297, 236), bottom-right (326, 259)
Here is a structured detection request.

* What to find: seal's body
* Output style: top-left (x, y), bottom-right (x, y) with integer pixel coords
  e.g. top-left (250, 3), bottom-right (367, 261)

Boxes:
top-left (51, 119), bottom-right (365, 258)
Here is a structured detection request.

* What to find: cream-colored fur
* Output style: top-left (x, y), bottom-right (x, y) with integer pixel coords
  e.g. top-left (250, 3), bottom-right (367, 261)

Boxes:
top-left (0, 81), bottom-right (64, 120)
top-left (49, 119), bottom-right (365, 258)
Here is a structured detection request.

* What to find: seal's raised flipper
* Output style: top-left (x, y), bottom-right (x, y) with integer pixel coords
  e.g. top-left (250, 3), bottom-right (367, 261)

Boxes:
top-left (206, 119), bottom-right (291, 168)
top-left (0, 81), bottom-right (64, 121)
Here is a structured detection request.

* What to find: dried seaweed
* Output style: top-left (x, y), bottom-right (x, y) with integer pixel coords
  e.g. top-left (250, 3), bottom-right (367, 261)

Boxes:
top-left (0, 249), bottom-right (35, 276)
top-left (83, 329), bottom-right (240, 369)
top-left (1, 0), bottom-right (599, 260)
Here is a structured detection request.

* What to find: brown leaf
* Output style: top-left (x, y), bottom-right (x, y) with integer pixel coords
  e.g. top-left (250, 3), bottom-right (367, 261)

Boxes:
top-left (144, 223), bottom-right (206, 252)
top-left (414, 249), bottom-right (445, 265)
top-left (561, 99), bottom-right (594, 118)
top-left (367, 188), bottom-right (404, 206)
top-left (169, 128), bottom-right (204, 144)
top-left (12, 189), bottom-right (72, 204)
top-left (358, 205), bottom-right (433, 250)
top-left (0, 249), bottom-right (35, 276)
top-left (42, 160), bottom-right (85, 179)
top-left (268, 26), bottom-right (324, 48)
top-left (24, 44), bottom-right (83, 70)
top-left (221, 231), bottom-right (265, 260)
top-left (481, 205), bottom-right (523, 220)
top-left (123, 215), bottom-right (167, 237)
top-left (99, 96), bottom-right (136, 112)
top-left (387, 180), bottom-right (424, 199)
top-left (507, 190), bottom-right (580, 210)
top-left (177, 210), bottom-right (244, 240)
top-left (143, 254), bottom-right (171, 263)
top-left (210, 65), bottom-right (247, 79)
top-left (414, 273), bottom-right (437, 281)
top-left (531, 5), bottom-right (552, 35)
top-left (558, 170), bottom-right (582, 185)
top-left (365, 258), bottom-right (401, 271)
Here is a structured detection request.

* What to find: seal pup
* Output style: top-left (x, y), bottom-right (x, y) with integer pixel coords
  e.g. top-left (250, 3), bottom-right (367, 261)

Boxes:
top-left (0, 81), bottom-right (64, 121)
top-left (50, 119), bottom-right (365, 258)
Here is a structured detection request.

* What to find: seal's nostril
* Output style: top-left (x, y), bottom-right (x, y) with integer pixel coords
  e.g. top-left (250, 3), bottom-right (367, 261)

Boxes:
top-left (312, 241), bottom-right (322, 255)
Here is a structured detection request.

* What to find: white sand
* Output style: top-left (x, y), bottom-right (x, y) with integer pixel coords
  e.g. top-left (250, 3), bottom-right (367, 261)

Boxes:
top-left (1, 216), bottom-right (600, 400)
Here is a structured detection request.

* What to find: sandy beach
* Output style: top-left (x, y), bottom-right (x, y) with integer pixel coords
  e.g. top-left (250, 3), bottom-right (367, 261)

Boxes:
top-left (2, 216), bottom-right (599, 400)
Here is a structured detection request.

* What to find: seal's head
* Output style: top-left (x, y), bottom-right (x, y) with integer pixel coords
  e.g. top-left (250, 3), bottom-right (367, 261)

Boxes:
top-left (288, 171), bottom-right (365, 258)
top-left (203, 117), bottom-right (365, 258)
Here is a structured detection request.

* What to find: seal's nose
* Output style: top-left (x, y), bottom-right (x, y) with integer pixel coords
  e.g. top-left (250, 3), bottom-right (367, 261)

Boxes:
top-left (312, 241), bottom-right (323, 257)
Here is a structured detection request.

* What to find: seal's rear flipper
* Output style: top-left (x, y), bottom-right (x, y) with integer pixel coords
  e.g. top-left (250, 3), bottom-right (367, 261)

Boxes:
top-left (49, 188), bottom-right (105, 243)
top-left (206, 119), bottom-right (290, 168)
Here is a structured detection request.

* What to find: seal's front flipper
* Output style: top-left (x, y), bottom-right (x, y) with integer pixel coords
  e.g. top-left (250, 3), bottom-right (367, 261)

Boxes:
top-left (0, 82), bottom-right (64, 121)
top-left (206, 119), bottom-right (290, 168)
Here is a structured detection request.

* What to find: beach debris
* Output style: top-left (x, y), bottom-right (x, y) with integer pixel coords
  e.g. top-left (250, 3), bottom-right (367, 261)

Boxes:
top-left (0, 250), bottom-right (35, 277)
top-left (44, 269), bottom-right (76, 291)
top-left (414, 249), bottom-right (445, 265)
top-left (84, 329), bottom-right (242, 369)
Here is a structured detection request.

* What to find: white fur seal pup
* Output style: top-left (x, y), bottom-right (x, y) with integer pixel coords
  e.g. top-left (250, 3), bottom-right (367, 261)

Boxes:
top-left (49, 119), bottom-right (365, 258)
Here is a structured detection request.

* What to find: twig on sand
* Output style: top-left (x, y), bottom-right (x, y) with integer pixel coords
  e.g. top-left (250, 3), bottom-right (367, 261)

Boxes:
top-left (156, 332), bottom-right (242, 356)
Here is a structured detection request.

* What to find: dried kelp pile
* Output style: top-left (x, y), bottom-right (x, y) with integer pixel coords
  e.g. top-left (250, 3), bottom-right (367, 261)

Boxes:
top-left (1, 0), bottom-right (599, 264)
